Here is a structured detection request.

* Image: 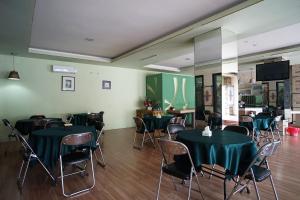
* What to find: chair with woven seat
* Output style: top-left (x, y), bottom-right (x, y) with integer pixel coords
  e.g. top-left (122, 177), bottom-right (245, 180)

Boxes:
top-left (166, 124), bottom-right (185, 140)
top-left (59, 132), bottom-right (95, 197)
top-left (156, 139), bottom-right (204, 200)
top-left (226, 140), bottom-right (281, 200)
top-left (133, 117), bottom-right (155, 150)
top-left (15, 131), bottom-right (55, 189)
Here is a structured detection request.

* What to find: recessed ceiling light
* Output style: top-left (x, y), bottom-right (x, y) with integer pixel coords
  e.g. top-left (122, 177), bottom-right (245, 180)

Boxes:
top-left (85, 38), bottom-right (94, 42)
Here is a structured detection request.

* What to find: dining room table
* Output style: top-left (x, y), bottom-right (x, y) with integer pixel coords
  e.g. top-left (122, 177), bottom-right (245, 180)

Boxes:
top-left (239, 114), bottom-right (274, 136)
top-left (29, 125), bottom-right (97, 170)
top-left (176, 129), bottom-right (257, 199)
top-left (143, 114), bottom-right (173, 132)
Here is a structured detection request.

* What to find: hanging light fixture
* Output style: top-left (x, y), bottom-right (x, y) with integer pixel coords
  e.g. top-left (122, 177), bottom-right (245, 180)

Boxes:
top-left (249, 68), bottom-right (255, 84)
top-left (8, 53), bottom-right (20, 80)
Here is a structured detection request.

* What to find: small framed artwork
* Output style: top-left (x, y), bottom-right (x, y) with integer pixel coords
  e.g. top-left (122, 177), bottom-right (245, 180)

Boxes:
top-left (61, 76), bottom-right (75, 91)
top-left (102, 80), bottom-right (111, 90)
top-left (204, 86), bottom-right (213, 106)
top-left (269, 90), bottom-right (276, 103)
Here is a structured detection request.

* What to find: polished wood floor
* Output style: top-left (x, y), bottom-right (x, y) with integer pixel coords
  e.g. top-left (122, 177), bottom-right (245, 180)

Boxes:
top-left (0, 128), bottom-right (299, 200)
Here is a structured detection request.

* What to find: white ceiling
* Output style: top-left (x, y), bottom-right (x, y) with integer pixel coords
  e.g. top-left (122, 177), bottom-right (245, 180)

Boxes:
top-left (30, 0), bottom-right (242, 58)
top-left (156, 22), bottom-right (300, 68)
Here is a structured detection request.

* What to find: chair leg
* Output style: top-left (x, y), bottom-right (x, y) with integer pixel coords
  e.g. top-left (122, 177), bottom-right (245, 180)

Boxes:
top-left (156, 160), bottom-right (164, 200)
top-left (269, 175), bottom-right (279, 200)
top-left (37, 157), bottom-right (56, 182)
top-left (141, 132), bottom-right (146, 149)
top-left (133, 132), bottom-right (138, 147)
top-left (187, 170), bottom-right (193, 200)
top-left (18, 155), bottom-right (31, 188)
top-left (17, 160), bottom-right (25, 181)
top-left (194, 170), bottom-right (205, 200)
top-left (147, 131), bottom-right (155, 148)
top-left (209, 164), bottom-right (215, 179)
top-left (251, 169), bottom-right (260, 200)
top-left (94, 145), bottom-right (106, 167)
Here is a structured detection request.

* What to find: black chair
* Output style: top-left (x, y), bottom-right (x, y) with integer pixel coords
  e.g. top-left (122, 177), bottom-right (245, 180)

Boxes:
top-left (29, 115), bottom-right (46, 119)
top-left (44, 120), bottom-right (65, 129)
top-left (87, 113), bottom-right (104, 132)
top-left (156, 139), bottom-right (204, 200)
top-left (226, 141), bottom-right (281, 200)
top-left (133, 117), bottom-right (155, 150)
top-left (59, 132), bottom-right (95, 197)
top-left (208, 112), bottom-right (222, 130)
top-left (223, 125), bottom-right (249, 136)
top-left (166, 124), bottom-right (185, 140)
top-left (169, 116), bottom-right (186, 127)
top-left (15, 131), bottom-right (55, 189)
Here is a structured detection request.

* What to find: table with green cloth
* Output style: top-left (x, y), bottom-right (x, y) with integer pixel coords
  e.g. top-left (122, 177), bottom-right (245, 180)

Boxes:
top-left (29, 126), bottom-right (97, 169)
top-left (240, 115), bottom-right (274, 136)
top-left (176, 129), bottom-right (257, 176)
top-left (143, 115), bottom-right (173, 132)
top-left (71, 113), bottom-right (89, 126)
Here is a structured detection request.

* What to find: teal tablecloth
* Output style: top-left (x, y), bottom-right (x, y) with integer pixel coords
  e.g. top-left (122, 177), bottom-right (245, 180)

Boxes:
top-left (71, 113), bottom-right (89, 126)
top-left (176, 129), bottom-right (257, 176)
top-left (239, 115), bottom-right (274, 136)
top-left (29, 126), bottom-right (97, 169)
top-left (143, 115), bottom-right (173, 132)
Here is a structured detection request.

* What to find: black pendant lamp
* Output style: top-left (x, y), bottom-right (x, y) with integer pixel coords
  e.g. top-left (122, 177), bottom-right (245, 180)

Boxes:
top-left (8, 53), bottom-right (20, 80)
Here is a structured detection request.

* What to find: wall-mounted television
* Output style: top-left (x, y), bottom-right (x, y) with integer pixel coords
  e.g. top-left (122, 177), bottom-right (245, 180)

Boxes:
top-left (256, 60), bottom-right (290, 81)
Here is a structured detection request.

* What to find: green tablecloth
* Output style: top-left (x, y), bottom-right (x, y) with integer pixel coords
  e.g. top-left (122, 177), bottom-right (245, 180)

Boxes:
top-left (71, 113), bottom-right (89, 126)
top-left (176, 129), bottom-right (257, 176)
top-left (253, 115), bottom-right (273, 131)
top-left (143, 115), bottom-right (173, 132)
top-left (29, 126), bottom-right (97, 169)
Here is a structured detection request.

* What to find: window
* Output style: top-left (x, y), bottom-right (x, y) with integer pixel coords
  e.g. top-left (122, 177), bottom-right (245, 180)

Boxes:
top-left (213, 73), bottom-right (222, 114)
top-left (276, 81), bottom-right (284, 108)
top-left (195, 75), bottom-right (204, 120)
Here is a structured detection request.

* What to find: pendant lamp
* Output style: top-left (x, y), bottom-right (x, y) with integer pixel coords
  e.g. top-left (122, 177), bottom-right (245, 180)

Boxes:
top-left (8, 53), bottom-right (20, 80)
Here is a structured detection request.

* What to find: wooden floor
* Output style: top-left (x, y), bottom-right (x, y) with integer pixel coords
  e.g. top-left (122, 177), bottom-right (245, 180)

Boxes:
top-left (0, 128), bottom-right (300, 200)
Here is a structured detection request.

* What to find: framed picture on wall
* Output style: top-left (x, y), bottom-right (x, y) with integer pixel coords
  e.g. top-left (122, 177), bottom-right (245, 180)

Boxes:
top-left (102, 80), bottom-right (111, 90)
top-left (269, 90), bottom-right (276, 103)
top-left (61, 76), bottom-right (75, 91)
top-left (204, 86), bottom-right (213, 106)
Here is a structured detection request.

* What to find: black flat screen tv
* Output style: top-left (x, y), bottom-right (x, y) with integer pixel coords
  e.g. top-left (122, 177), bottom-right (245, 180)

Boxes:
top-left (256, 60), bottom-right (290, 81)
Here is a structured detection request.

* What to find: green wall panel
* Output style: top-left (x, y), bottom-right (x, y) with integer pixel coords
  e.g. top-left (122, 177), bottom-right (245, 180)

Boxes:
top-left (146, 73), bottom-right (195, 111)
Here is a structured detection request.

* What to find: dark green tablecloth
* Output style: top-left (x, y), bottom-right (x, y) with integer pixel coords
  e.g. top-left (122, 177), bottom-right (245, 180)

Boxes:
top-left (143, 115), bottom-right (173, 132)
top-left (240, 115), bottom-right (274, 135)
top-left (29, 126), bottom-right (97, 169)
top-left (176, 129), bottom-right (257, 176)
top-left (71, 113), bottom-right (89, 126)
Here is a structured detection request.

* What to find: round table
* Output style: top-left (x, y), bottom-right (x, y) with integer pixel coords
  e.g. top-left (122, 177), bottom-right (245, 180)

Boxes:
top-left (29, 126), bottom-right (97, 169)
top-left (143, 115), bottom-right (173, 132)
top-left (71, 113), bottom-right (89, 126)
top-left (15, 118), bottom-right (62, 135)
top-left (176, 129), bottom-right (257, 176)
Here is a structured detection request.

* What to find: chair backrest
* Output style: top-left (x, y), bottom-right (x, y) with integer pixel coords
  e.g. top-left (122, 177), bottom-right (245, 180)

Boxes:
top-left (2, 119), bottom-right (14, 130)
top-left (157, 139), bottom-right (193, 167)
top-left (99, 111), bottom-right (104, 123)
top-left (65, 114), bottom-right (73, 123)
top-left (256, 112), bottom-right (271, 117)
top-left (169, 116), bottom-right (186, 126)
top-left (133, 117), bottom-right (147, 133)
top-left (239, 141), bottom-right (281, 176)
top-left (223, 125), bottom-right (249, 136)
top-left (44, 120), bottom-right (65, 129)
top-left (208, 112), bottom-right (222, 129)
top-left (30, 115), bottom-right (46, 119)
top-left (239, 115), bottom-right (253, 123)
top-left (61, 132), bottom-right (92, 146)
top-left (167, 124), bottom-right (185, 136)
